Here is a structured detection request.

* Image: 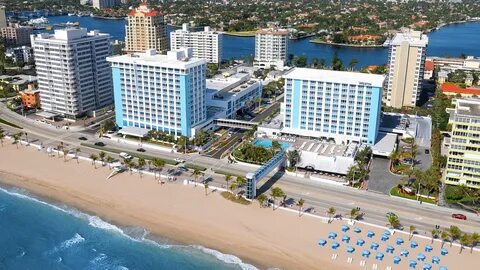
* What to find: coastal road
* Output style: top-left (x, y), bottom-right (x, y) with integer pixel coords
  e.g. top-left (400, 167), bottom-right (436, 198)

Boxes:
top-left (2, 104), bottom-right (480, 236)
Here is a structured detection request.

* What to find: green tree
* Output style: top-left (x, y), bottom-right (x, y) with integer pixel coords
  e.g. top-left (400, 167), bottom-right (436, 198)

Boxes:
top-left (12, 132), bottom-right (23, 149)
top-left (224, 174), bottom-right (232, 189)
top-left (332, 51), bottom-right (343, 71)
top-left (90, 154), bottom-right (98, 169)
top-left (152, 158), bottom-right (166, 180)
top-left (0, 127), bottom-right (5, 147)
top-left (270, 186), bottom-right (285, 211)
top-left (297, 198), bottom-right (305, 217)
top-left (75, 147), bottom-right (81, 164)
top-left (386, 214), bottom-right (400, 229)
top-left (459, 234), bottom-right (471, 253)
top-left (286, 149), bottom-right (300, 168)
top-left (470, 233), bottom-right (480, 253)
top-left (440, 231), bottom-right (450, 248)
top-left (62, 148), bottom-right (69, 162)
top-left (449, 225), bottom-right (462, 246)
top-left (348, 58), bottom-right (359, 70)
top-left (349, 207), bottom-right (360, 221)
top-left (409, 225), bottom-right (416, 240)
top-left (256, 193), bottom-right (267, 208)
top-left (106, 155), bottom-right (114, 169)
top-left (327, 207), bottom-right (336, 223)
top-left (431, 228), bottom-right (439, 243)
top-left (204, 182), bottom-right (209, 196)
top-left (99, 151), bottom-right (106, 166)
top-left (191, 169), bottom-right (202, 186)
top-left (138, 157), bottom-right (146, 178)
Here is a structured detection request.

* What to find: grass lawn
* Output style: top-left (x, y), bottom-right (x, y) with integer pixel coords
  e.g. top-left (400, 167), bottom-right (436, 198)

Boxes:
top-left (225, 30), bottom-right (256, 37)
top-left (390, 187), bottom-right (436, 204)
top-left (220, 191), bottom-right (251, 205)
top-left (0, 117), bottom-right (23, 129)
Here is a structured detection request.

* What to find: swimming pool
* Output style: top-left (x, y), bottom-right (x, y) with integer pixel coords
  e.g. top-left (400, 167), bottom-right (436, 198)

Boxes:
top-left (254, 139), bottom-right (290, 149)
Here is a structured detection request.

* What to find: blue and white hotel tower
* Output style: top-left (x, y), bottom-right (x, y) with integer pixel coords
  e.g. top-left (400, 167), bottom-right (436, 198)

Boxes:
top-left (107, 48), bottom-right (207, 138)
top-left (281, 68), bottom-right (385, 145)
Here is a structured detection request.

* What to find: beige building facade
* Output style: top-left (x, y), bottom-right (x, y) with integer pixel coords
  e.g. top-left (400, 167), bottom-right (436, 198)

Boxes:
top-left (384, 30), bottom-right (428, 108)
top-left (124, 3), bottom-right (167, 54)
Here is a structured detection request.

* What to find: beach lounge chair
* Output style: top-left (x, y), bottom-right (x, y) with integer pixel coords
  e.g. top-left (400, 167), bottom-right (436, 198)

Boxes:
top-left (375, 252), bottom-right (384, 261)
top-left (423, 263), bottom-right (432, 270)
top-left (440, 248), bottom-right (448, 256)
top-left (386, 245), bottom-right (395, 254)
top-left (417, 253), bottom-right (426, 261)
top-left (354, 227), bottom-right (361, 233)
top-left (425, 245), bottom-right (433, 252)
top-left (342, 235), bottom-right (350, 243)
top-left (362, 250), bottom-right (371, 258)
top-left (381, 234), bottom-right (389, 242)
top-left (396, 237), bottom-right (404, 245)
top-left (431, 256), bottom-right (440, 264)
top-left (356, 239), bottom-right (365, 246)
top-left (347, 246), bottom-right (355, 253)
top-left (367, 231), bottom-right (375, 238)
top-left (439, 266), bottom-right (447, 270)
top-left (411, 241), bottom-right (418, 248)
top-left (393, 256), bottom-right (401, 265)
top-left (341, 225), bottom-right (349, 232)
top-left (409, 260), bottom-right (417, 269)
top-left (331, 242), bottom-right (340, 250)
top-left (318, 239), bottom-right (327, 246)
top-left (328, 232), bottom-right (337, 239)
top-left (371, 242), bottom-right (379, 250)
top-left (400, 249), bottom-right (409, 257)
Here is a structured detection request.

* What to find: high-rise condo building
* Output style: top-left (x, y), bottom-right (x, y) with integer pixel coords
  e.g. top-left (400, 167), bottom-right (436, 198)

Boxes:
top-left (124, 2), bottom-right (168, 54)
top-left (93, 0), bottom-right (120, 9)
top-left (170, 23), bottom-right (223, 64)
top-left (0, 6), bottom-right (7, 28)
top-left (281, 68), bottom-right (385, 145)
top-left (31, 28), bottom-right (113, 118)
top-left (445, 98), bottom-right (480, 189)
top-left (384, 30), bottom-right (428, 108)
top-left (254, 27), bottom-right (288, 69)
top-left (107, 48), bottom-right (207, 138)
top-left (0, 23), bottom-right (32, 46)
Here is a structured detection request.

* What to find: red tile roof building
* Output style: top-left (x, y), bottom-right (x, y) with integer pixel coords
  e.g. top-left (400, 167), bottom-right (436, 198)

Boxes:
top-left (441, 83), bottom-right (480, 97)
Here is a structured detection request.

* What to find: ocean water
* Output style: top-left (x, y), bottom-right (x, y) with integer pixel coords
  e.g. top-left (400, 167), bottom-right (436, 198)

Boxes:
top-left (0, 185), bottom-right (257, 270)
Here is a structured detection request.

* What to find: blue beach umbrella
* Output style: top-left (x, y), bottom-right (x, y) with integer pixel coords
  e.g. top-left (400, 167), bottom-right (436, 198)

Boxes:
top-left (318, 239), bottom-right (327, 246)
top-left (396, 237), bottom-right (404, 245)
top-left (384, 229), bottom-right (391, 235)
top-left (331, 241), bottom-right (340, 250)
top-left (347, 246), bottom-right (355, 253)
top-left (371, 242), bottom-right (380, 250)
top-left (417, 253), bottom-right (426, 261)
top-left (440, 248), bottom-right (448, 256)
top-left (354, 227), bottom-right (362, 233)
top-left (381, 234), bottom-right (389, 241)
top-left (439, 266), bottom-right (448, 270)
top-left (400, 249), bottom-right (410, 257)
top-left (376, 252), bottom-right (385, 261)
top-left (425, 245), bottom-right (433, 252)
top-left (328, 232), bottom-right (337, 239)
top-left (423, 263), bottom-right (432, 270)
top-left (367, 231), bottom-right (375, 238)
top-left (409, 260), bottom-right (417, 269)
top-left (411, 241), bottom-right (418, 248)
top-left (341, 225), bottom-right (349, 232)
top-left (356, 239), bottom-right (365, 246)
top-left (362, 249), bottom-right (371, 258)
top-left (342, 235), bottom-right (350, 243)
top-left (393, 256), bottom-right (401, 264)
top-left (431, 256), bottom-right (440, 264)
top-left (386, 245), bottom-right (395, 254)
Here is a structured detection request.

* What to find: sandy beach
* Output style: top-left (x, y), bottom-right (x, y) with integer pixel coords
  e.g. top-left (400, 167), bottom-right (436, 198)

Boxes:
top-left (0, 142), bottom-right (479, 270)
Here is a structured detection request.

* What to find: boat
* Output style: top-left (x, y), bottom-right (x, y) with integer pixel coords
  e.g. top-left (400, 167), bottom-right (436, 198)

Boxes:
top-left (68, 13), bottom-right (75, 16)
top-left (28, 16), bottom-right (49, 25)
top-left (65, 21), bottom-right (80, 26)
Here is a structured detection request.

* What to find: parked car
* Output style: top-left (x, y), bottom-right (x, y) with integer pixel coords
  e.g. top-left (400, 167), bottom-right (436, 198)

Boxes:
top-left (174, 158), bottom-right (185, 163)
top-left (78, 136), bottom-right (88, 141)
top-left (136, 148), bottom-right (146, 152)
top-left (425, 149), bottom-right (430, 154)
top-left (451, 213), bottom-right (467, 220)
top-left (119, 152), bottom-right (132, 160)
top-left (94, 142), bottom-right (105, 147)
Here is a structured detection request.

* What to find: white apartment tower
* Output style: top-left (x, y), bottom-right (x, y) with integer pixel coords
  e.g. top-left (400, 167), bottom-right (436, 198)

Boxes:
top-left (93, 0), bottom-right (120, 9)
top-left (31, 28), bottom-right (113, 118)
top-left (107, 48), bottom-right (207, 138)
top-left (170, 23), bottom-right (223, 64)
top-left (384, 30), bottom-right (428, 108)
top-left (254, 27), bottom-right (288, 69)
top-left (124, 2), bottom-right (168, 54)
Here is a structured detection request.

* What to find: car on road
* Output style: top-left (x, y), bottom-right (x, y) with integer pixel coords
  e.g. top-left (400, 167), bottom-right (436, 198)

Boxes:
top-left (451, 213), bottom-right (467, 220)
top-left (174, 158), bottom-right (185, 163)
top-left (119, 152), bottom-right (132, 160)
top-left (425, 149), bottom-right (430, 154)
top-left (78, 136), bottom-right (88, 141)
top-left (136, 148), bottom-right (146, 152)
top-left (94, 142), bottom-right (105, 147)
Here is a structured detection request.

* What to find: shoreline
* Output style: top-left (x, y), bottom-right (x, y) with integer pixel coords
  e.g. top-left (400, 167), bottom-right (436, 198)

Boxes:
top-left (309, 39), bottom-right (384, 48)
top-left (1, 142), bottom-right (479, 270)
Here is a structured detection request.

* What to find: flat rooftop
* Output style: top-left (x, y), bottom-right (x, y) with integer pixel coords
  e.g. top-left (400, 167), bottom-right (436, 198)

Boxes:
top-left (297, 141), bottom-right (348, 158)
top-left (284, 68), bottom-right (385, 87)
top-left (390, 30), bottom-right (428, 47)
top-left (455, 98), bottom-right (480, 117)
top-left (107, 49), bottom-right (205, 69)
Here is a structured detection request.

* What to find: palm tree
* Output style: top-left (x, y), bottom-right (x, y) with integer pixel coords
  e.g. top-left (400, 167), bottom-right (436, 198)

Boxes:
top-left (106, 156), bottom-right (114, 169)
top-left (441, 231), bottom-right (450, 248)
top-left (0, 127), bottom-right (5, 147)
top-left (235, 176), bottom-right (246, 193)
top-left (389, 149), bottom-right (401, 169)
top-left (229, 182), bottom-right (238, 194)
top-left (99, 151), bottom-right (106, 166)
top-left (449, 225), bottom-right (462, 246)
top-left (386, 215), bottom-right (400, 229)
top-left (257, 193), bottom-right (267, 208)
top-left (349, 207), bottom-right (360, 221)
top-left (90, 154), bottom-right (98, 169)
top-left (204, 182), bottom-right (209, 196)
top-left (12, 132), bottom-right (23, 149)
top-left (56, 143), bottom-right (63, 158)
top-left (62, 148), bottom-right (69, 162)
top-left (349, 58), bottom-right (359, 71)
top-left (460, 234), bottom-right (471, 253)
top-left (327, 207), bottom-right (336, 223)
top-left (224, 174), bottom-right (232, 189)
top-left (470, 233), bottom-right (480, 253)
top-left (409, 225), bottom-right (416, 240)
top-left (270, 186), bottom-right (285, 211)
top-left (191, 169), bottom-right (202, 186)
top-left (297, 198), bottom-right (305, 217)
top-left (286, 149), bottom-right (300, 169)
top-left (138, 157), bottom-right (146, 178)
top-left (271, 140), bottom-right (281, 153)
top-left (153, 158), bottom-right (166, 180)
top-left (431, 229), bottom-right (439, 243)
top-left (75, 147), bottom-right (81, 164)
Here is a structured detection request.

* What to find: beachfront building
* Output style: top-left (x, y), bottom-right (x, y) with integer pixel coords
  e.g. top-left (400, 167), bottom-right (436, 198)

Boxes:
top-left (5, 46), bottom-right (33, 64)
top-left (92, 0), bottom-right (120, 9)
top-left (254, 27), bottom-right (288, 69)
top-left (124, 2), bottom-right (168, 54)
top-left (31, 28), bottom-right (113, 118)
top-left (107, 48), bottom-right (207, 138)
top-left (445, 98), bottom-right (480, 189)
top-left (0, 24), bottom-right (32, 46)
top-left (170, 23), bottom-right (223, 64)
top-left (384, 30), bottom-right (428, 108)
top-left (281, 68), bottom-right (385, 145)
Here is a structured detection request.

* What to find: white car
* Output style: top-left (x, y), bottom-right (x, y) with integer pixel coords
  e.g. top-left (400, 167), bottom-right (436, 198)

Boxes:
top-left (119, 152), bottom-right (132, 160)
top-left (174, 158), bottom-right (185, 163)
